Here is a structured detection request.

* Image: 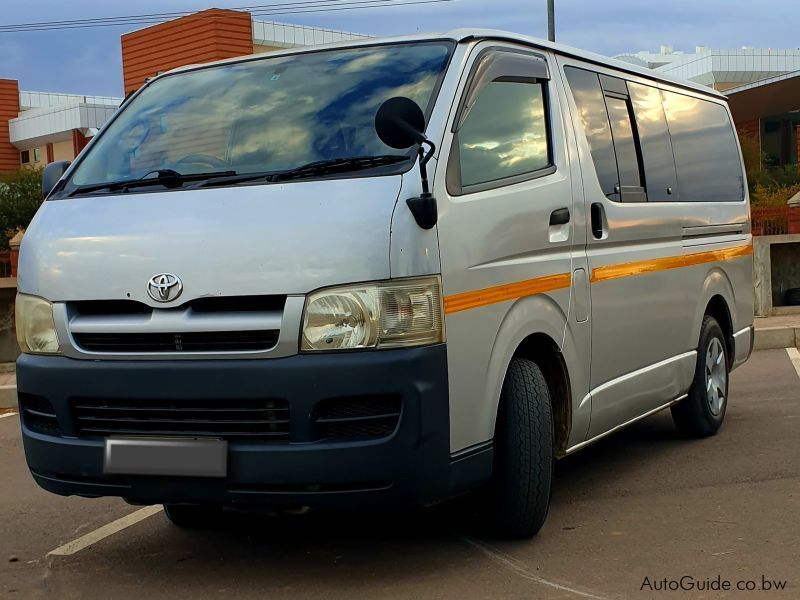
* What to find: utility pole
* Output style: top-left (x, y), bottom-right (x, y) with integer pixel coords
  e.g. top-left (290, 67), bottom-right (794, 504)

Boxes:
top-left (547, 0), bottom-right (555, 42)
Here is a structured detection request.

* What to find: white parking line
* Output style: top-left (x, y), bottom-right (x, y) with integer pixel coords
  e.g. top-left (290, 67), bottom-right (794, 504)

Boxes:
top-left (0, 412), bottom-right (18, 419)
top-left (48, 505), bottom-right (163, 556)
top-left (787, 348), bottom-right (800, 380)
top-left (461, 536), bottom-right (606, 599)
top-left (0, 384), bottom-right (16, 390)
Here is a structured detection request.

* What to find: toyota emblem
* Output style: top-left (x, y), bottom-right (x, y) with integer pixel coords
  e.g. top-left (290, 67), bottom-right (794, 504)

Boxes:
top-left (147, 273), bottom-right (183, 303)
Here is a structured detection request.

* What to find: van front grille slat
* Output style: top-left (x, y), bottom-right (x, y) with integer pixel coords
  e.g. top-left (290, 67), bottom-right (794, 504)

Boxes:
top-left (78, 427), bottom-right (288, 438)
top-left (71, 296), bottom-right (286, 316)
top-left (73, 330), bottom-right (279, 353)
top-left (75, 416), bottom-right (290, 426)
top-left (71, 397), bottom-right (290, 441)
top-left (313, 396), bottom-right (402, 442)
top-left (19, 393), bottom-right (62, 437)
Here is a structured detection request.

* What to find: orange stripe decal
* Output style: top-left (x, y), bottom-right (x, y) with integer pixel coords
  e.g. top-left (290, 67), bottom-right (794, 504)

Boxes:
top-left (444, 273), bottom-right (572, 315)
top-left (443, 243), bottom-right (753, 315)
top-left (591, 243), bottom-right (753, 284)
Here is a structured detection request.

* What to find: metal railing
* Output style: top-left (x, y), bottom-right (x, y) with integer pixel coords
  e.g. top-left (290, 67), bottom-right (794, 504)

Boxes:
top-left (0, 251), bottom-right (11, 278)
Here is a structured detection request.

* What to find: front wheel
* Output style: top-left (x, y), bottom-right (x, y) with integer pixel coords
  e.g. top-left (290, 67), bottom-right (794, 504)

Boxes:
top-left (671, 316), bottom-right (729, 437)
top-left (481, 357), bottom-right (553, 539)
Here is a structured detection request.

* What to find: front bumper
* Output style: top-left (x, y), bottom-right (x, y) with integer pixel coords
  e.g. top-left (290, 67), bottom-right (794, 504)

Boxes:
top-left (17, 345), bottom-right (491, 507)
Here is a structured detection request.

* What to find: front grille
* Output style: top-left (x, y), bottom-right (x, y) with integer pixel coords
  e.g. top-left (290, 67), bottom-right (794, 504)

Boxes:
top-left (71, 295), bottom-right (286, 316)
top-left (73, 330), bottom-right (279, 353)
top-left (71, 397), bottom-right (290, 440)
top-left (19, 393), bottom-right (61, 436)
top-left (313, 396), bottom-right (401, 442)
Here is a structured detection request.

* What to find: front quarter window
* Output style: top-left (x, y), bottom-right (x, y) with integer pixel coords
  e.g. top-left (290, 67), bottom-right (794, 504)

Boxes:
top-left (61, 42), bottom-right (453, 196)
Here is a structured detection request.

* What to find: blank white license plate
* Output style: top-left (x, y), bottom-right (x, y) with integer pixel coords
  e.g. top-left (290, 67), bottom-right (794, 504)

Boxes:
top-left (103, 437), bottom-right (227, 478)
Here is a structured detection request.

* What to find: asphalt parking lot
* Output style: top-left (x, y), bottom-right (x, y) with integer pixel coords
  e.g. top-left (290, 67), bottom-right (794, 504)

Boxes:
top-left (1, 348), bottom-right (798, 599)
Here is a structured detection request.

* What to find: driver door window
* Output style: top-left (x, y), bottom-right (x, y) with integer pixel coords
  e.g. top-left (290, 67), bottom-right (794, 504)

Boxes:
top-left (447, 50), bottom-right (553, 195)
top-left (457, 81), bottom-right (550, 188)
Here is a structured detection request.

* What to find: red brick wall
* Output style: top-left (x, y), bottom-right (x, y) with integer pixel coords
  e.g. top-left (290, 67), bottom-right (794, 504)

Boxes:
top-left (737, 118), bottom-right (760, 141)
top-left (71, 129), bottom-right (89, 157)
top-left (0, 79), bottom-right (20, 173)
top-left (795, 125), bottom-right (800, 165)
top-left (121, 9), bottom-right (253, 94)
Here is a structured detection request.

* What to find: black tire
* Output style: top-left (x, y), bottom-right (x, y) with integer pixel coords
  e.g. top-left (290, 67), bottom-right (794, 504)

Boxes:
top-left (163, 504), bottom-right (222, 529)
top-left (785, 288), bottom-right (800, 306)
top-left (482, 357), bottom-right (553, 539)
top-left (671, 316), bottom-right (729, 437)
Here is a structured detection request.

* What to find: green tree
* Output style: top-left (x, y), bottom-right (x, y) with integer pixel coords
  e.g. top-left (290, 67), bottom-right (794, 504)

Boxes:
top-left (0, 167), bottom-right (43, 249)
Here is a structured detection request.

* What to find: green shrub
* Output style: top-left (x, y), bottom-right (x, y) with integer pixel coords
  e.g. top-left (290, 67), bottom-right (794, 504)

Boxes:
top-left (748, 165), bottom-right (800, 194)
top-left (738, 134), bottom-right (764, 186)
top-left (0, 167), bottom-right (43, 249)
top-left (738, 131), bottom-right (800, 201)
top-left (751, 182), bottom-right (800, 208)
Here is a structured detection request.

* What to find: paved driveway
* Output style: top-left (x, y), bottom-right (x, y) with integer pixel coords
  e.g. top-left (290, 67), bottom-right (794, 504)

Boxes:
top-left (1, 349), bottom-right (798, 599)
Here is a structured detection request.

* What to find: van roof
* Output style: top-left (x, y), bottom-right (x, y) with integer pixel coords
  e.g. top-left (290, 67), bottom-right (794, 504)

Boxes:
top-left (159, 28), bottom-right (724, 100)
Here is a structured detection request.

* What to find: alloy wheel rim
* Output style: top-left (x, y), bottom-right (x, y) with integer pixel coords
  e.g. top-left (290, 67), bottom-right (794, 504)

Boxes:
top-left (705, 337), bottom-right (727, 416)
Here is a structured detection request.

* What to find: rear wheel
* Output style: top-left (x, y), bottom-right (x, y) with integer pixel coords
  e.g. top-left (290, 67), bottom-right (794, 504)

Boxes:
top-left (482, 357), bottom-right (553, 539)
top-left (163, 504), bottom-right (222, 528)
top-left (671, 316), bottom-right (729, 437)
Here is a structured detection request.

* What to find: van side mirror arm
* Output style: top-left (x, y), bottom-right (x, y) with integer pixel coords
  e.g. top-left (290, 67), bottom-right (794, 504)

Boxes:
top-left (406, 139), bottom-right (438, 230)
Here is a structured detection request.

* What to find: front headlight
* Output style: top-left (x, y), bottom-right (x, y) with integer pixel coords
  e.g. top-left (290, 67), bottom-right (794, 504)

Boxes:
top-left (301, 276), bottom-right (443, 352)
top-left (16, 294), bottom-right (61, 354)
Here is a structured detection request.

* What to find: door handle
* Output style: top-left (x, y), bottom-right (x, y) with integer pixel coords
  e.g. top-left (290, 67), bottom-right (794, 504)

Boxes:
top-left (549, 207), bottom-right (571, 226)
top-left (591, 202), bottom-right (606, 239)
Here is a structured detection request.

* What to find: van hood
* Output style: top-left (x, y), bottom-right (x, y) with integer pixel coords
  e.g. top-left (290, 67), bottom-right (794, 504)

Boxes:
top-left (19, 177), bottom-right (402, 303)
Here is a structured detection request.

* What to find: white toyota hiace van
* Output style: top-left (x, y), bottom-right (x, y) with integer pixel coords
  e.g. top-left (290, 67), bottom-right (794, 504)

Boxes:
top-left (17, 29), bottom-right (754, 538)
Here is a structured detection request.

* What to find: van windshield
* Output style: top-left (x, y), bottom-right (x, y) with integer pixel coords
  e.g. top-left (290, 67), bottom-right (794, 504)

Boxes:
top-left (64, 42), bottom-right (453, 193)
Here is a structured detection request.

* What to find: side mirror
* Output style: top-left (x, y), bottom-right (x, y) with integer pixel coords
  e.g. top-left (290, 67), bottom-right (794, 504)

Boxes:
top-left (42, 160), bottom-right (71, 198)
top-left (375, 97), bottom-right (426, 149)
top-left (374, 97), bottom-right (438, 230)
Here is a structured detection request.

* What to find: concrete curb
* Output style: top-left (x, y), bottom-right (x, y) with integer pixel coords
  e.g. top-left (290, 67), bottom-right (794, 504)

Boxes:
top-left (0, 387), bottom-right (17, 409)
top-left (754, 326), bottom-right (799, 351)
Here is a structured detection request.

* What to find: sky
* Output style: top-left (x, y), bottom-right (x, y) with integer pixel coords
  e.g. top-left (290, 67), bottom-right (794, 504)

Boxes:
top-left (2, 0), bottom-right (799, 97)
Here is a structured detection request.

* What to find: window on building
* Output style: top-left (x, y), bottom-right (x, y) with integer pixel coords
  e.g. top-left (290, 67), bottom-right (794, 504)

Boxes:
top-left (33, 148), bottom-right (41, 162)
top-left (627, 81), bottom-right (679, 202)
top-left (662, 90), bottom-right (744, 202)
top-left (456, 81), bottom-right (550, 189)
top-left (20, 150), bottom-right (30, 164)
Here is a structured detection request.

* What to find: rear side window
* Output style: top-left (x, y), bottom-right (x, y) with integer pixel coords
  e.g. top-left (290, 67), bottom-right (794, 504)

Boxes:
top-left (628, 81), bottom-right (679, 202)
top-left (604, 95), bottom-right (643, 191)
top-left (565, 67), bottom-right (646, 202)
top-left (457, 81), bottom-right (550, 187)
top-left (563, 67), bottom-right (618, 198)
top-left (662, 91), bottom-right (744, 202)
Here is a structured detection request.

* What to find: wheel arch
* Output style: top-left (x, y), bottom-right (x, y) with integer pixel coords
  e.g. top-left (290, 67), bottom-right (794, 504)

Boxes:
top-left (693, 268), bottom-right (736, 367)
top-left (705, 294), bottom-right (734, 367)
top-left (482, 293), bottom-right (573, 457)
top-left (513, 333), bottom-right (573, 457)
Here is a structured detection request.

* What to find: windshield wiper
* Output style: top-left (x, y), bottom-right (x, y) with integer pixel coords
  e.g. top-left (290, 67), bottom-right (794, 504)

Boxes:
top-left (67, 169), bottom-right (237, 197)
top-left (197, 155), bottom-right (411, 188)
top-left (271, 154), bottom-right (410, 182)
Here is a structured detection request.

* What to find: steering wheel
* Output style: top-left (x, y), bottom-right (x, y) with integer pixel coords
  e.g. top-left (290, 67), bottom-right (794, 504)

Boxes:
top-left (173, 154), bottom-right (230, 170)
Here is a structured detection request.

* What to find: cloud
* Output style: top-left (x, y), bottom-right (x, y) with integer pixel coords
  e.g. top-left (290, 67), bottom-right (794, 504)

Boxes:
top-left (1, 0), bottom-right (799, 95)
